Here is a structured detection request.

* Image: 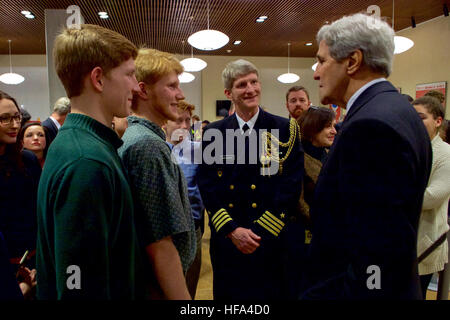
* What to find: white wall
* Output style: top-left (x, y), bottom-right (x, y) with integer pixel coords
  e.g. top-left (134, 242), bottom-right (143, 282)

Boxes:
top-left (0, 55), bottom-right (50, 121)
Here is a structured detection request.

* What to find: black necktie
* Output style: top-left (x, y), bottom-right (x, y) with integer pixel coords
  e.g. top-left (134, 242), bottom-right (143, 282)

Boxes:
top-left (242, 123), bottom-right (250, 132)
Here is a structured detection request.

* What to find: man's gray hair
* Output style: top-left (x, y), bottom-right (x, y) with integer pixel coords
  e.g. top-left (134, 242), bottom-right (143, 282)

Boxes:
top-left (317, 13), bottom-right (395, 76)
top-left (53, 97), bottom-right (71, 115)
top-left (222, 59), bottom-right (259, 90)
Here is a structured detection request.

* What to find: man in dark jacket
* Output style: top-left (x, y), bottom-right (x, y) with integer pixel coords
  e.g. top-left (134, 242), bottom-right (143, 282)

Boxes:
top-left (198, 59), bottom-right (304, 300)
top-left (302, 13), bottom-right (432, 299)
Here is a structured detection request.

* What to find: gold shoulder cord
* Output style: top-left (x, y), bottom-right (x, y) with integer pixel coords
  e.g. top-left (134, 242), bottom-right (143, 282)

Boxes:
top-left (261, 118), bottom-right (301, 175)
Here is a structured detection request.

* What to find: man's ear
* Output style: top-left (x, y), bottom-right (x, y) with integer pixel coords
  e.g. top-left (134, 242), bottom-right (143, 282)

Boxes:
top-left (138, 82), bottom-right (149, 99)
top-left (90, 67), bottom-right (104, 92)
top-left (224, 89), bottom-right (232, 100)
top-left (347, 49), bottom-right (363, 76)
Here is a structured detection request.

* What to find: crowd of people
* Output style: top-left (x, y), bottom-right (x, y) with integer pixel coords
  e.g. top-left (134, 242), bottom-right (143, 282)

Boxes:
top-left (0, 12), bottom-right (449, 301)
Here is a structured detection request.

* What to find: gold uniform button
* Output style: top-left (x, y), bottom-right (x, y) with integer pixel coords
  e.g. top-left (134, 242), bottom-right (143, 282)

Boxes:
top-left (250, 184), bottom-right (256, 190)
top-left (229, 185), bottom-right (235, 190)
top-left (252, 203), bottom-right (257, 208)
top-left (228, 203), bottom-right (234, 208)
top-left (217, 171), bottom-right (223, 177)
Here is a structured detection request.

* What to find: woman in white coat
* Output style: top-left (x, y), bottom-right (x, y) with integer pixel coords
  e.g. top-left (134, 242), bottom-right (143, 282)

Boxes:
top-left (413, 96), bottom-right (450, 299)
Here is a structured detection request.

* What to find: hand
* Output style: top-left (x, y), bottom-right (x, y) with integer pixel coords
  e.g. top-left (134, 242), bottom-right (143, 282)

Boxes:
top-left (227, 227), bottom-right (261, 254)
top-left (17, 267), bottom-right (36, 299)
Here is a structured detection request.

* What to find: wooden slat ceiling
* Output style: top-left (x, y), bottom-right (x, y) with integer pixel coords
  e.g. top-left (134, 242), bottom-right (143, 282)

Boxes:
top-left (0, 0), bottom-right (448, 57)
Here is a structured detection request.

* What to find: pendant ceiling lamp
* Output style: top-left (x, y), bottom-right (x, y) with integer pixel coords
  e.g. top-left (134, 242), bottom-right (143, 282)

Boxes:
top-left (277, 43), bottom-right (300, 84)
top-left (188, 0), bottom-right (229, 51)
top-left (179, 72), bottom-right (195, 83)
top-left (392, 0), bottom-right (414, 54)
top-left (181, 24), bottom-right (207, 72)
top-left (0, 40), bottom-right (25, 85)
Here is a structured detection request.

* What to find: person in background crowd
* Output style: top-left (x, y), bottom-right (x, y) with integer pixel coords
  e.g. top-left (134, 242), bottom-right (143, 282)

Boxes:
top-left (402, 94), bottom-right (414, 104)
top-left (19, 107), bottom-right (31, 127)
top-left (302, 13), bottom-right (432, 299)
top-left (0, 90), bottom-right (40, 299)
top-left (425, 90), bottom-right (445, 107)
top-left (198, 59), bottom-right (304, 300)
top-left (412, 96), bottom-right (450, 299)
top-left (18, 122), bottom-right (48, 168)
top-left (163, 100), bottom-right (205, 299)
top-left (119, 48), bottom-right (196, 300)
top-left (191, 115), bottom-right (201, 141)
top-left (286, 86), bottom-right (312, 120)
top-left (41, 97), bottom-right (71, 146)
top-left (36, 24), bottom-right (145, 300)
top-left (284, 106), bottom-right (337, 299)
top-left (439, 119), bottom-right (449, 142)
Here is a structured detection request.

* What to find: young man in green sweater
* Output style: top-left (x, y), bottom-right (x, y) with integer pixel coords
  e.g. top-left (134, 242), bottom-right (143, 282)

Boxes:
top-left (36, 24), bottom-right (145, 299)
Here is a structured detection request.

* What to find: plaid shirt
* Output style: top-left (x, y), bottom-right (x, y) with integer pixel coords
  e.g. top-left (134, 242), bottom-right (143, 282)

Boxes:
top-left (119, 116), bottom-right (196, 272)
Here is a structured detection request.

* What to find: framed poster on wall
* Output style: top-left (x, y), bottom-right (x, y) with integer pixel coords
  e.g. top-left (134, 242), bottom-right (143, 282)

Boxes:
top-left (415, 81), bottom-right (447, 111)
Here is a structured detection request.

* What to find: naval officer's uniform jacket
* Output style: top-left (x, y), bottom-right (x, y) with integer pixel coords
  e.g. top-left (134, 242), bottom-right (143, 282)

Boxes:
top-left (198, 107), bottom-right (304, 300)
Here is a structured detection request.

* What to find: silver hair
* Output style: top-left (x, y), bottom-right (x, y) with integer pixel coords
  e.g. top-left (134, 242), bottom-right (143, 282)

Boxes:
top-left (222, 59), bottom-right (259, 90)
top-left (316, 13), bottom-right (395, 76)
top-left (53, 97), bottom-right (71, 115)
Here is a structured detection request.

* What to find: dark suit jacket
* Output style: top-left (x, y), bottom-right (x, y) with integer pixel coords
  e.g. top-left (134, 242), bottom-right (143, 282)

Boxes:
top-left (42, 117), bottom-right (58, 146)
top-left (198, 108), bottom-right (304, 299)
top-left (303, 81), bottom-right (432, 299)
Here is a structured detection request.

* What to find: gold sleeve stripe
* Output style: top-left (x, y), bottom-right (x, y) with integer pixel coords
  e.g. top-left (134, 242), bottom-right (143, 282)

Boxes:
top-left (214, 214), bottom-right (230, 229)
top-left (211, 209), bottom-right (227, 224)
top-left (256, 220), bottom-right (279, 237)
top-left (265, 211), bottom-right (285, 227)
top-left (216, 217), bottom-right (233, 232)
top-left (259, 216), bottom-right (282, 233)
top-left (262, 213), bottom-right (283, 230)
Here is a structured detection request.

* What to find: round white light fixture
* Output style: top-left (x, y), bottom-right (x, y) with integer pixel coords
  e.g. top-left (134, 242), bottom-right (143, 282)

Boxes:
top-left (0, 40), bottom-right (25, 85)
top-left (305, 42), bottom-right (313, 46)
top-left (394, 36), bottom-right (414, 54)
top-left (21, 10), bottom-right (31, 15)
top-left (179, 72), bottom-right (195, 83)
top-left (188, 29), bottom-right (229, 51)
top-left (312, 62), bottom-right (318, 71)
top-left (256, 18), bottom-right (265, 23)
top-left (277, 43), bottom-right (300, 84)
top-left (277, 73), bottom-right (300, 84)
top-left (180, 57), bottom-right (207, 72)
top-left (0, 73), bottom-right (25, 85)
top-left (25, 14), bottom-right (35, 19)
top-left (233, 40), bottom-right (242, 45)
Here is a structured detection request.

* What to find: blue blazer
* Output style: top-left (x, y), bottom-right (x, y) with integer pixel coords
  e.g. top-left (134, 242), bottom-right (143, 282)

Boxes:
top-left (303, 81), bottom-right (432, 299)
top-left (42, 117), bottom-right (58, 146)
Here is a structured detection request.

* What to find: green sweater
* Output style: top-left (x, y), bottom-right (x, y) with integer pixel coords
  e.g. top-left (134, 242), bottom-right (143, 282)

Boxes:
top-left (36, 114), bottom-right (144, 300)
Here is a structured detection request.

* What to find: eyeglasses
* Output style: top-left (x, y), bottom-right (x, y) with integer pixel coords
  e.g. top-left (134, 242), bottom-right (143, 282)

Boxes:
top-left (0, 114), bottom-right (22, 126)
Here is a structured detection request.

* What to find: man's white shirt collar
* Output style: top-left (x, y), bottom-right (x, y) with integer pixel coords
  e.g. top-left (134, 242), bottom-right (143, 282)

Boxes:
top-left (235, 107), bottom-right (260, 133)
top-left (49, 116), bottom-right (61, 130)
top-left (346, 78), bottom-right (387, 113)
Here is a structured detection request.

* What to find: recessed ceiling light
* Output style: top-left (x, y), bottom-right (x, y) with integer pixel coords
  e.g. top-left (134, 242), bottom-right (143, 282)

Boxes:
top-left (233, 40), bottom-right (242, 45)
top-left (21, 10), bottom-right (31, 15)
top-left (98, 12), bottom-right (108, 16)
top-left (227, 50), bottom-right (232, 53)
top-left (25, 14), bottom-right (35, 19)
top-left (259, 16), bottom-right (268, 20)
top-left (99, 15), bottom-right (109, 19)
top-left (305, 42), bottom-right (313, 46)
top-left (256, 18), bottom-right (265, 23)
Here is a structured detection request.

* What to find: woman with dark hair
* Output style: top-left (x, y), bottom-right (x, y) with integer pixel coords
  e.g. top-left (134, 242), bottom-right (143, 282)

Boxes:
top-left (297, 107), bottom-right (337, 223)
top-left (0, 90), bottom-right (40, 298)
top-left (286, 106), bottom-right (337, 299)
top-left (18, 122), bottom-right (48, 168)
